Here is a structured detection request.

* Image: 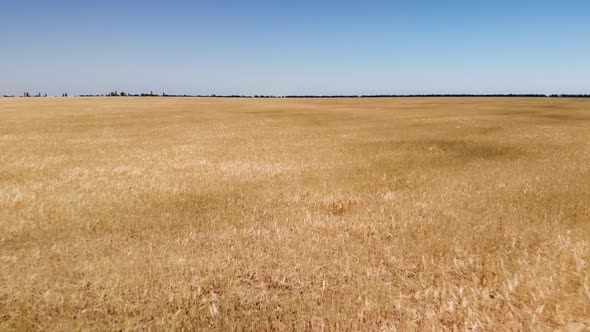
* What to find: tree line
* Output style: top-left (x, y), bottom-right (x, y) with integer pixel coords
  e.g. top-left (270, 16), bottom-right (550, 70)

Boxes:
top-left (77, 93), bottom-right (590, 98)
top-left (4, 92), bottom-right (590, 98)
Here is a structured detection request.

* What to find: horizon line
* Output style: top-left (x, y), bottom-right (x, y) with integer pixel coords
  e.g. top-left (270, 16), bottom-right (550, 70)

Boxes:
top-left (4, 93), bottom-right (590, 99)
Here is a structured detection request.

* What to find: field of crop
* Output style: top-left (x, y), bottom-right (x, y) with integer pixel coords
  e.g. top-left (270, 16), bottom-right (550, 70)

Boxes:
top-left (1, 97), bottom-right (589, 330)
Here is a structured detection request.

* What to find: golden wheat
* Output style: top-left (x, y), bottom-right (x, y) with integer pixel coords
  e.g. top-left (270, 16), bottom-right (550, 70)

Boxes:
top-left (1, 97), bottom-right (589, 330)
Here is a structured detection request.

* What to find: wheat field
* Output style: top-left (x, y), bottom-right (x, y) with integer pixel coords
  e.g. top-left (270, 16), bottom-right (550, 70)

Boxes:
top-left (1, 97), bottom-right (589, 330)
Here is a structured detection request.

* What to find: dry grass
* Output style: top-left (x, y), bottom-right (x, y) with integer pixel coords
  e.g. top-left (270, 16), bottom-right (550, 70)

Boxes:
top-left (1, 97), bottom-right (590, 330)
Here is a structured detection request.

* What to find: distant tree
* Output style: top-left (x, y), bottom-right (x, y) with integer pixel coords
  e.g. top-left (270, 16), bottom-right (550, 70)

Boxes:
top-left (121, 91), bottom-right (127, 97)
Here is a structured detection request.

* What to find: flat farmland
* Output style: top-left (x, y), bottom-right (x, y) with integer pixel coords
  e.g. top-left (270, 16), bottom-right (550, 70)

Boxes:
top-left (1, 97), bottom-right (589, 330)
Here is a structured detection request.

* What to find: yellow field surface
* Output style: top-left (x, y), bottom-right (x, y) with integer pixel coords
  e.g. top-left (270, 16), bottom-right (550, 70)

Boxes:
top-left (1, 97), bottom-right (589, 330)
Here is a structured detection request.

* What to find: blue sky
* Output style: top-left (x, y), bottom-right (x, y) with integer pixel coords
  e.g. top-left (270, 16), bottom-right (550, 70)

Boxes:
top-left (1, 1), bottom-right (589, 95)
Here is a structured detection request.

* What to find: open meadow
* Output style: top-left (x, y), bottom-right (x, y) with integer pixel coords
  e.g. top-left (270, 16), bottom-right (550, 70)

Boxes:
top-left (1, 97), bottom-right (589, 330)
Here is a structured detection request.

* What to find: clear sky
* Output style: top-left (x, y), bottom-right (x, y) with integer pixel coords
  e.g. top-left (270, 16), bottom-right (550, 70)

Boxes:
top-left (1, 0), bottom-right (589, 96)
